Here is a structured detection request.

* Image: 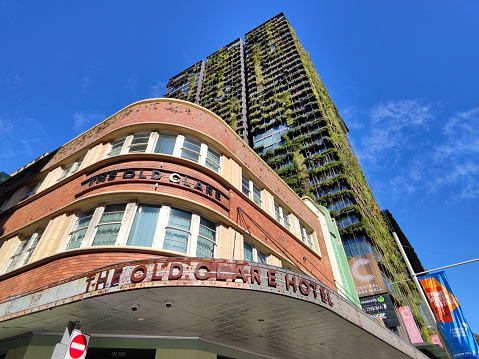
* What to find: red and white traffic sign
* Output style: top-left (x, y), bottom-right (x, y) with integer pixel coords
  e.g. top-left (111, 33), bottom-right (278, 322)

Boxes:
top-left (65, 329), bottom-right (90, 359)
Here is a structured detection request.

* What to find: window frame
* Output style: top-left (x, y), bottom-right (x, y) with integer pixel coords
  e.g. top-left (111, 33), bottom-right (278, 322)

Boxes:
top-left (274, 202), bottom-right (291, 231)
top-left (106, 131), bottom-right (222, 174)
top-left (242, 174), bottom-right (263, 207)
top-left (57, 156), bottom-right (85, 182)
top-left (300, 224), bottom-right (315, 250)
top-left (64, 201), bottom-right (218, 257)
top-left (243, 241), bottom-right (268, 264)
top-left (2, 228), bottom-right (44, 273)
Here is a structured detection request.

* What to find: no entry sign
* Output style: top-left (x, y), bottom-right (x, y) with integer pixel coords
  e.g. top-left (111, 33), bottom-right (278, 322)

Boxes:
top-left (65, 329), bottom-right (90, 359)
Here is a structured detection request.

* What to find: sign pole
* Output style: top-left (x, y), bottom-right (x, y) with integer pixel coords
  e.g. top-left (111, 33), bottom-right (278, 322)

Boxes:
top-left (392, 232), bottom-right (453, 359)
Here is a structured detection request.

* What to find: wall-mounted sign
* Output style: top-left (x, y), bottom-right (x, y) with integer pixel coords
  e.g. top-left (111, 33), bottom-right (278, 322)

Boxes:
top-left (0, 259), bottom-right (338, 323)
top-left (349, 254), bottom-right (388, 297)
top-left (360, 294), bottom-right (400, 328)
top-left (80, 166), bottom-right (227, 206)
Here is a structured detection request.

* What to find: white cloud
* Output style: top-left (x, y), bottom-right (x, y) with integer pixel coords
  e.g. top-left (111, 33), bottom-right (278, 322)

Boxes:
top-left (357, 103), bottom-right (479, 203)
top-left (356, 99), bottom-right (434, 166)
top-left (340, 106), bottom-right (364, 130)
top-left (73, 112), bottom-right (103, 134)
top-left (150, 81), bottom-right (166, 98)
top-left (125, 74), bottom-right (138, 98)
top-left (6, 74), bottom-right (22, 90)
top-left (438, 107), bottom-right (479, 158)
top-left (0, 116), bottom-right (48, 163)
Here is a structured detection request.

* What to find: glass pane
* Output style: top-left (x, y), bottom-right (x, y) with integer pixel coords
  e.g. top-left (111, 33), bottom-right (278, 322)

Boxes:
top-left (199, 218), bottom-right (215, 239)
top-left (108, 138), bottom-right (126, 157)
top-left (253, 184), bottom-right (262, 205)
top-left (242, 176), bottom-right (250, 196)
top-left (258, 250), bottom-right (266, 263)
top-left (183, 138), bottom-right (201, 152)
top-left (197, 237), bottom-right (215, 257)
top-left (274, 204), bottom-right (281, 222)
top-left (129, 133), bottom-right (150, 153)
top-left (168, 208), bottom-right (192, 230)
top-left (77, 210), bottom-right (94, 229)
top-left (181, 138), bottom-right (201, 162)
top-left (99, 204), bottom-right (126, 224)
top-left (205, 149), bottom-right (220, 173)
top-left (68, 228), bottom-right (87, 249)
top-left (154, 134), bottom-right (176, 155)
top-left (163, 228), bottom-right (188, 253)
top-left (244, 242), bottom-right (253, 261)
top-left (181, 149), bottom-right (200, 162)
top-left (92, 223), bottom-right (122, 246)
top-left (127, 204), bottom-right (161, 247)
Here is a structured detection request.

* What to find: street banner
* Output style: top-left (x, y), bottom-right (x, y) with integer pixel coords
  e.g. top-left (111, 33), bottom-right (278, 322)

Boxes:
top-left (419, 271), bottom-right (478, 358)
top-left (398, 306), bottom-right (423, 343)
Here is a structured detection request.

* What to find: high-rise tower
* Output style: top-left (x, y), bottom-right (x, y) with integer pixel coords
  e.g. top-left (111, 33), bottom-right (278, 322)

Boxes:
top-left (165, 13), bottom-right (434, 341)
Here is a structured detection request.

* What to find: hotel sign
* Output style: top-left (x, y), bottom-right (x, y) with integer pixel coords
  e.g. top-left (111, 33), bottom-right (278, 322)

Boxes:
top-left (83, 259), bottom-right (334, 307)
top-left (79, 166), bottom-right (228, 207)
top-left (0, 259), bottom-right (336, 322)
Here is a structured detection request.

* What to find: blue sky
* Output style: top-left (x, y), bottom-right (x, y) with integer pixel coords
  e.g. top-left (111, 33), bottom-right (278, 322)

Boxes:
top-left (1, 0), bottom-right (479, 333)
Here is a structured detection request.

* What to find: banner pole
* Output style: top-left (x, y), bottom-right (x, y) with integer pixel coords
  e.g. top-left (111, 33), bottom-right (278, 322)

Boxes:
top-left (392, 232), bottom-right (453, 359)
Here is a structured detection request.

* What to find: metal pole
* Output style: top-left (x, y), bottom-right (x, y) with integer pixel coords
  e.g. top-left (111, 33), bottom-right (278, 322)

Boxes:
top-left (415, 258), bottom-right (479, 276)
top-left (392, 232), bottom-right (453, 359)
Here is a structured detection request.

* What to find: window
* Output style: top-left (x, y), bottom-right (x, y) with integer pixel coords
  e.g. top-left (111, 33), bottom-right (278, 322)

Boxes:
top-left (19, 179), bottom-right (44, 202)
top-left (4, 228), bottom-right (44, 272)
top-left (107, 137), bottom-right (127, 157)
top-left (342, 235), bottom-right (376, 259)
top-left (58, 157), bottom-right (84, 181)
top-left (107, 132), bottom-right (222, 174)
top-left (154, 134), bottom-right (176, 155)
top-left (65, 202), bottom-right (217, 257)
top-left (181, 137), bottom-right (201, 162)
top-left (244, 241), bottom-right (267, 263)
top-left (337, 214), bottom-right (359, 229)
top-left (92, 204), bottom-right (127, 246)
top-left (128, 132), bottom-right (151, 153)
top-left (205, 147), bottom-right (221, 173)
top-left (197, 218), bottom-right (216, 257)
top-left (274, 202), bottom-right (290, 231)
top-left (127, 204), bottom-right (161, 247)
top-left (300, 225), bottom-right (315, 250)
top-left (67, 209), bottom-right (95, 249)
top-left (242, 174), bottom-right (262, 207)
top-left (163, 208), bottom-right (192, 253)
top-left (327, 198), bottom-right (353, 212)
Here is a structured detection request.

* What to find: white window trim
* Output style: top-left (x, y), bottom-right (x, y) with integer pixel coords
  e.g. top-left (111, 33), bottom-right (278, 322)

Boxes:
top-left (63, 202), bottom-right (218, 257)
top-left (274, 202), bottom-right (291, 231)
top-left (57, 156), bottom-right (85, 182)
top-left (242, 174), bottom-right (263, 208)
top-left (300, 224), bottom-right (315, 250)
top-left (2, 229), bottom-right (44, 273)
top-left (244, 241), bottom-right (268, 264)
top-left (104, 132), bottom-right (222, 174)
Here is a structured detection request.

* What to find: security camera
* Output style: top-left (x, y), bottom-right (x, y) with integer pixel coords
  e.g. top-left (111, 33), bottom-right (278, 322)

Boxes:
top-left (131, 305), bottom-right (139, 312)
top-left (165, 300), bottom-right (173, 308)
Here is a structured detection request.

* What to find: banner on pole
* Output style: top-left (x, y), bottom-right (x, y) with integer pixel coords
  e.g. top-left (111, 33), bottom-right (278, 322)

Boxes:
top-left (419, 271), bottom-right (478, 358)
top-left (398, 306), bottom-right (423, 344)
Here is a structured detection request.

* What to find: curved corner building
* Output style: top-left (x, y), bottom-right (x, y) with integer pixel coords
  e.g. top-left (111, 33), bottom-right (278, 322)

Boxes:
top-left (0, 99), bottom-right (427, 359)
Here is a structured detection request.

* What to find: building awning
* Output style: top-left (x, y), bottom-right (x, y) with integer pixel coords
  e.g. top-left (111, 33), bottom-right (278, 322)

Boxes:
top-left (0, 258), bottom-right (428, 359)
